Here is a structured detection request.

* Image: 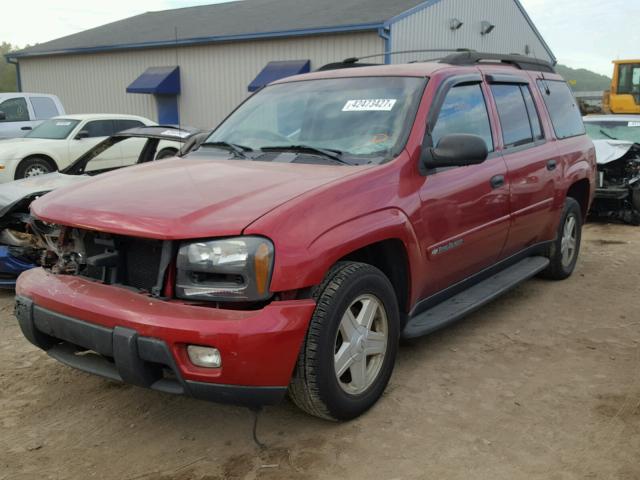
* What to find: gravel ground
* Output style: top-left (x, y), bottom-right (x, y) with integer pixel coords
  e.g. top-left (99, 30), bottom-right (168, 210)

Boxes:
top-left (1, 222), bottom-right (639, 480)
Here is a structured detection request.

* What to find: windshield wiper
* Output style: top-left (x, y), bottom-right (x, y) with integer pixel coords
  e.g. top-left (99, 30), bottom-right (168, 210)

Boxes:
top-left (261, 145), bottom-right (350, 164)
top-left (599, 129), bottom-right (618, 140)
top-left (200, 141), bottom-right (252, 158)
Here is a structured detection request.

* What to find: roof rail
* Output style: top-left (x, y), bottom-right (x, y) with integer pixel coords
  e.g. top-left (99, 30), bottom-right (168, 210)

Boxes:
top-left (317, 48), bottom-right (473, 71)
top-left (439, 52), bottom-right (556, 73)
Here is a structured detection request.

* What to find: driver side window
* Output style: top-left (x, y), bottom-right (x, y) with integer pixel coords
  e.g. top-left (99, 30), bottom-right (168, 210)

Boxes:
top-left (0, 97), bottom-right (30, 122)
top-left (431, 83), bottom-right (493, 151)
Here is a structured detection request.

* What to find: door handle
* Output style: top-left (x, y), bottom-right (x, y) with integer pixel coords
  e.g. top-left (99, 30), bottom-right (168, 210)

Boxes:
top-left (21, 126), bottom-right (32, 131)
top-left (547, 159), bottom-right (557, 171)
top-left (490, 174), bottom-right (505, 189)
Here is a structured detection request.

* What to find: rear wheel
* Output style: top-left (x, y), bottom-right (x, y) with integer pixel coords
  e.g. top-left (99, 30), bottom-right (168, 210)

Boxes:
top-left (15, 157), bottom-right (55, 179)
top-left (541, 197), bottom-right (582, 280)
top-left (155, 148), bottom-right (178, 160)
top-left (288, 262), bottom-right (399, 421)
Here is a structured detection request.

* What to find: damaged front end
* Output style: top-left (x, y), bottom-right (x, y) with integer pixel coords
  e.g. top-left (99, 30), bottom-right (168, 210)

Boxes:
top-left (591, 141), bottom-right (640, 225)
top-left (0, 196), bottom-right (46, 287)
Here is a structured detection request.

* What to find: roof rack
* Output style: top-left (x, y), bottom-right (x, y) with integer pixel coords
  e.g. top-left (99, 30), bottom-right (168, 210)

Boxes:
top-left (439, 52), bottom-right (556, 73)
top-left (317, 48), bottom-right (472, 71)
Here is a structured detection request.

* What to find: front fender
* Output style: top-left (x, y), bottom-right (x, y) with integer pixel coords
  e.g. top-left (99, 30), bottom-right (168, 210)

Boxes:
top-left (269, 208), bottom-right (423, 297)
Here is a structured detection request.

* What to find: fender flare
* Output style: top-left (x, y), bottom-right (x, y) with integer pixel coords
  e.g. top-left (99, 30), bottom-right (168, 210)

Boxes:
top-left (270, 208), bottom-right (423, 300)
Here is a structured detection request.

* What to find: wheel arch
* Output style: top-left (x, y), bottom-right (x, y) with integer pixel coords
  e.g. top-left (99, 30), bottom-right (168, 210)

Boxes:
top-left (565, 178), bottom-right (591, 219)
top-left (17, 154), bottom-right (59, 177)
top-left (293, 208), bottom-right (423, 316)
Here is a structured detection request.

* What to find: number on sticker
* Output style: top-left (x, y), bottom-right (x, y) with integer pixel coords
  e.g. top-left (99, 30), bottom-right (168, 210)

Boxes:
top-left (343, 99), bottom-right (397, 112)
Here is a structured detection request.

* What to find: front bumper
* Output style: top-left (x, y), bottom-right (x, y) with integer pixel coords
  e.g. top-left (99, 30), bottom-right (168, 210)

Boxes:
top-left (0, 245), bottom-right (36, 288)
top-left (16, 268), bottom-right (316, 406)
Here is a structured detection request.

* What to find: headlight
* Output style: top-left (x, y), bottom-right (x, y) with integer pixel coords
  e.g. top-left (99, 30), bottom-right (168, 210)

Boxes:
top-left (176, 237), bottom-right (274, 302)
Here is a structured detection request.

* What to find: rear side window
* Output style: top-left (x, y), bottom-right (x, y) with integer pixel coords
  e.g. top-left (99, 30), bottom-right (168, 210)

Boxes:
top-left (84, 120), bottom-right (116, 138)
top-left (537, 80), bottom-right (585, 139)
top-left (0, 97), bottom-right (29, 122)
top-left (431, 83), bottom-right (493, 151)
top-left (490, 84), bottom-right (544, 148)
top-left (30, 97), bottom-right (59, 120)
top-left (115, 119), bottom-right (145, 132)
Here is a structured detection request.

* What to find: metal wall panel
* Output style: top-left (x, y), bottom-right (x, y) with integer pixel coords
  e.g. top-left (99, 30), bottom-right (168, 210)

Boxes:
top-left (391, 0), bottom-right (554, 65)
top-left (19, 32), bottom-right (383, 129)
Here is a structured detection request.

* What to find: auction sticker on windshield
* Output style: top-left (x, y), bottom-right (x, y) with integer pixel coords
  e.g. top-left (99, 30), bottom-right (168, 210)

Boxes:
top-left (628, 122), bottom-right (640, 127)
top-left (343, 99), bottom-right (397, 112)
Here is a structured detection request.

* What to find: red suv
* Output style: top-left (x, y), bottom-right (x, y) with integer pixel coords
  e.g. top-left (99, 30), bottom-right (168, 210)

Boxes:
top-left (15, 52), bottom-right (596, 420)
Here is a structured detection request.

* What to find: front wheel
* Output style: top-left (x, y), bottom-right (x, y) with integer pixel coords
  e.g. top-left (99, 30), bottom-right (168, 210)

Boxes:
top-left (541, 197), bottom-right (583, 280)
top-left (15, 157), bottom-right (55, 179)
top-left (288, 262), bottom-right (399, 421)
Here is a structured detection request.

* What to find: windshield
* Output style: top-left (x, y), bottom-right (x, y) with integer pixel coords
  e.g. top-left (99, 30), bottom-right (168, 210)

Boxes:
top-left (26, 119), bottom-right (80, 140)
top-left (206, 76), bottom-right (426, 164)
top-left (584, 120), bottom-right (640, 143)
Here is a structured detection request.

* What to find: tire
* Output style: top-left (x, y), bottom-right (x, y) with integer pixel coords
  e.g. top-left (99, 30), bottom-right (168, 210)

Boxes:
top-left (15, 157), bottom-right (55, 179)
top-left (541, 197), bottom-right (583, 280)
top-left (155, 148), bottom-right (178, 160)
top-left (288, 262), bottom-right (400, 421)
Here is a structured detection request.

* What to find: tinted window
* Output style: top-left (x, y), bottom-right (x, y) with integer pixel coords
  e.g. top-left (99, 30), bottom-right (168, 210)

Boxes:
top-left (84, 120), bottom-right (116, 138)
top-left (431, 84), bottom-right (493, 151)
top-left (491, 84), bottom-right (533, 147)
top-left (0, 97), bottom-right (29, 122)
top-left (115, 120), bottom-right (145, 133)
top-left (521, 86), bottom-right (543, 140)
top-left (537, 80), bottom-right (585, 139)
top-left (30, 97), bottom-right (59, 120)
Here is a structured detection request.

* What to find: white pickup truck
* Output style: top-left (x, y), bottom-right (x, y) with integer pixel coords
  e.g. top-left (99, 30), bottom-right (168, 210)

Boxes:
top-left (0, 93), bottom-right (65, 139)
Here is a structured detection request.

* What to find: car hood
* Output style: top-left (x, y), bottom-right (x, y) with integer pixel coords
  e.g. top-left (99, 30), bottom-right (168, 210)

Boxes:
top-left (31, 157), bottom-right (366, 239)
top-left (0, 172), bottom-right (88, 217)
top-left (592, 140), bottom-right (636, 165)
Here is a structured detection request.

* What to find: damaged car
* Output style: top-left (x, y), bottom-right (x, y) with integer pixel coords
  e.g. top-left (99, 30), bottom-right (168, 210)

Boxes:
top-left (584, 115), bottom-right (640, 224)
top-left (0, 126), bottom-right (203, 287)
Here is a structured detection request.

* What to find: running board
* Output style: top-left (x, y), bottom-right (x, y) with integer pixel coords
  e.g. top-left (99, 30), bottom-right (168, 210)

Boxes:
top-left (402, 256), bottom-right (550, 339)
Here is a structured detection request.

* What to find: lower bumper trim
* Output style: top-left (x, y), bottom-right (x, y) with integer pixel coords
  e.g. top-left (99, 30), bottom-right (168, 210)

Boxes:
top-left (15, 295), bottom-right (287, 407)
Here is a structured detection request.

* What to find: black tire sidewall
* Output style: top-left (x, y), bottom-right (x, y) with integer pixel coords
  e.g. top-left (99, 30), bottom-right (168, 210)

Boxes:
top-left (156, 148), bottom-right (178, 160)
top-left (15, 157), bottom-right (53, 179)
top-left (313, 266), bottom-right (399, 420)
top-left (553, 198), bottom-right (583, 278)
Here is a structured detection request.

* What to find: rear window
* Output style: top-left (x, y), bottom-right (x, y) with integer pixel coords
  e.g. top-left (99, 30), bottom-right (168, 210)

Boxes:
top-left (30, 97), bottom-right (59, 120)
top-left (537, 80), bottom-right (585, 139)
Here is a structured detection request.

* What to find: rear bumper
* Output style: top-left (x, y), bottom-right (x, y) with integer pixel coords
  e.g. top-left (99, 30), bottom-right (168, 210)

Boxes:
top-left (0, 245), bottom-right (36, 289)
top-left (16, 268), bottom-right (316, 406)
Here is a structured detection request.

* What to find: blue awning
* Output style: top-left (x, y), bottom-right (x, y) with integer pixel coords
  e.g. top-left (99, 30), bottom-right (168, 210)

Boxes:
top-left (127, 66), bottom-right (181, 95)
top-left (248, 60), bottom-right (310, 92)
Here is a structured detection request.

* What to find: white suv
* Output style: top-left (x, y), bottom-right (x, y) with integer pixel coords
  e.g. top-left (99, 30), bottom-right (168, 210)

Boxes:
top-left (0, 93), bottom-right (65, 139)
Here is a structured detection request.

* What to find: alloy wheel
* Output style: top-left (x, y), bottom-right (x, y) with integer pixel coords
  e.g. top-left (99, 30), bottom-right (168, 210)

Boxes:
top-left (334, 294), bottom-right (388, 395)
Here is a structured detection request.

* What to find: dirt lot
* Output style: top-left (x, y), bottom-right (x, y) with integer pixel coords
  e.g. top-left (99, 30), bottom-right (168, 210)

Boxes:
top-left (1, 223), bottom-right (639, 480)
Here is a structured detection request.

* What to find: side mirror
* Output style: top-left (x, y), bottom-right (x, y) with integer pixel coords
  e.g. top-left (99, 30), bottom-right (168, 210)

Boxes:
top-left (0, 111), bottom-right (6, 121)
top-left (421, 134), bottom-right (488, 171)
top-left (75, 130), bottom-right (90, 140)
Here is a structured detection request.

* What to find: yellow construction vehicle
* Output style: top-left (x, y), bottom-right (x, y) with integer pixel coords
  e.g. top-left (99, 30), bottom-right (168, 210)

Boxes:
top-left (603, 60), bottom-right (640, 114)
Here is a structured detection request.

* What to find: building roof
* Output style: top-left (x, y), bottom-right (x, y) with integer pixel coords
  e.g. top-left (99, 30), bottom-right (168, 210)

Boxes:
top-left (8, 0), bottom-right (555, 62)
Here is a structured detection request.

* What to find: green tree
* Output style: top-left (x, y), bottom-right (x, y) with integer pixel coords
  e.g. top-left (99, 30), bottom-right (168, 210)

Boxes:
top-left (0, 42), bottom-right (18, 92)
top-left (555, 64), bottom-right (611, 92)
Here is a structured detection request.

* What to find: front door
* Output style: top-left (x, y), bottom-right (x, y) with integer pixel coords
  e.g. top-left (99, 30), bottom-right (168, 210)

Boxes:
top-left (0, 96), bottom-right (34, 138)
top-left (418, 79), bottom-right (510, 298)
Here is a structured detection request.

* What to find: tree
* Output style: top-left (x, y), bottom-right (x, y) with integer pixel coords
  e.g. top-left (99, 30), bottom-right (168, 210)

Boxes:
top-left (0, 42), bottom-right (18, 92)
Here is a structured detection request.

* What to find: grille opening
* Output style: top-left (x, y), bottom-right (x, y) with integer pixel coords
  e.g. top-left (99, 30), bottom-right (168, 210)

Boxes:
top-left (79, 231), bottom-right (166, 293)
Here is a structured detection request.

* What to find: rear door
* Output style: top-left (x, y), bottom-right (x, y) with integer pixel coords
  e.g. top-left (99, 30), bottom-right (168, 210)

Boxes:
top-left (418, 75), bottom-right (510, 295)
top-left (0, 96), bottom-right (34, 138)
top-left (486, 74), bottom-right (561, 258)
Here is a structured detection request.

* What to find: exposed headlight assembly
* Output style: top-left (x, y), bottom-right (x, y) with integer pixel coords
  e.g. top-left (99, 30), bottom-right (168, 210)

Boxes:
top-left (176, 237), bottom-right (274, 302)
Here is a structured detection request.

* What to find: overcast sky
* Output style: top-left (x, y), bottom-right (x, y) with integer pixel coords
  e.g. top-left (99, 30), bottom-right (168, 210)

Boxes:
top-left (4, 0), bottom-right (639, 76)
